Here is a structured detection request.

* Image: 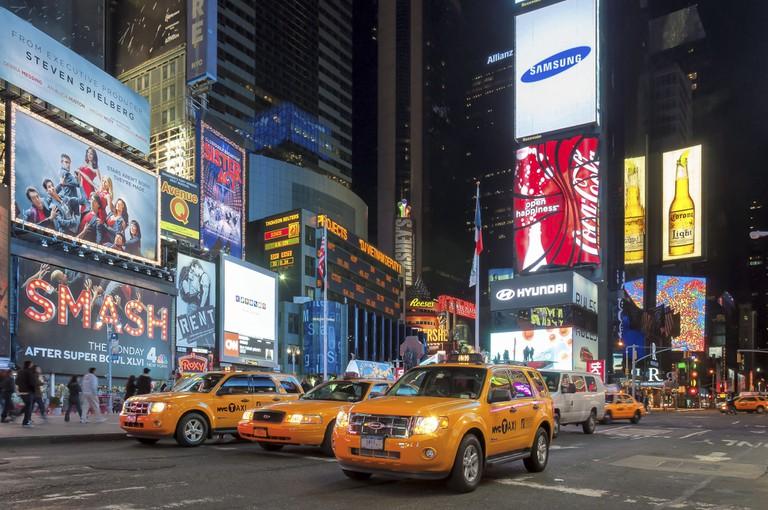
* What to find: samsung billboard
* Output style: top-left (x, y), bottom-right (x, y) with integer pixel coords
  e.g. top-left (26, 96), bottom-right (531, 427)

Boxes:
top-left (515, 0), bottom-right (598, 139)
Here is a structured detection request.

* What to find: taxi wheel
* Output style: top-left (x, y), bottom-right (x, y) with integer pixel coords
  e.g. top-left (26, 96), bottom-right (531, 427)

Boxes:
top-left (342, 469), bottom-right (372, 481)
top-left (553, 414), bottom-right (561, 438)
top-left (757, 406), bottom-right (765, 414)
top-left (523, 427), bottom-right (550, 473)
top-left (258, 442), bottom-right (284, 451)
top-left (136, 438), bottom-right (159, 445)
top-left (582, 411), bottom-right (596, 434)
top-left (175, 413), bottom-right (208, 447)
top-left (320, 420), bottom-right (336, 457)
top-left (446, 434), bottom-right (483, 493)
top-left (630, 411), bottom-right (642, 424)
top-left (602, 412), bottom-right (612, 425)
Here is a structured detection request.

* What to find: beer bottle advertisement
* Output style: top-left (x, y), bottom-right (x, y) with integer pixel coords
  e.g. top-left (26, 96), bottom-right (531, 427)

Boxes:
top-left (662, 145), bottom-right (703, 261)
top-left (624, 157), bottom-right (646, 264)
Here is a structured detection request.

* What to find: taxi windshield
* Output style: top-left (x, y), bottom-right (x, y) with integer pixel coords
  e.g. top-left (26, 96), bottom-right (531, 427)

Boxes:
top-left (302, 381), bottom-right (370, 402)
top-left (172, 373), bottom-right (224, 393)
top-left (389, 366), bottom-right (486, 399)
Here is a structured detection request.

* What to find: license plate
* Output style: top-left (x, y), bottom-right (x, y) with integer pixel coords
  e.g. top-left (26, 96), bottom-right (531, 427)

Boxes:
top-left (125, 414), bottom-right (137, 423)
top-left (254, 428), bottom-right (268, 438)
top-left (361, 435), bottom-right (384, 450)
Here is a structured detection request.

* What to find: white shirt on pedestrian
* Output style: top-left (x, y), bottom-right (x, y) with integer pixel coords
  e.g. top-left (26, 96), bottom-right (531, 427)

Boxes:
top-left (82, 373), bottom-right (99, 395)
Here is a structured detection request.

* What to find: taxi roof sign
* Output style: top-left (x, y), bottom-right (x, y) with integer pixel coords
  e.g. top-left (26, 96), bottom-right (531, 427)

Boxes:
top-left (446, 353), bottom-right (484, 364)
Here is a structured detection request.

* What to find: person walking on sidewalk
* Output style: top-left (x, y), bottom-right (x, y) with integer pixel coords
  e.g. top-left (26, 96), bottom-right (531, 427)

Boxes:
top-left (136, 368), bottom-right (152, 395)
top-left (0, 369), bottom-right (15, 422)
top-left (31, 365), bottom-right (48, 422)
top-left (64, 375), bottom-right (82, 423)
top-left (16, 361), bottom-right (36, 427)
top-left (124, 375), bottom-right (137, 400)
top-left (82, 367), bottom-right (105, 423)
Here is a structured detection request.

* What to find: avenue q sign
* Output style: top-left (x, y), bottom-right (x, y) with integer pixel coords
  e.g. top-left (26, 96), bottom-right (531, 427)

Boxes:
top-left (490, 271), bottom-right (597, 313)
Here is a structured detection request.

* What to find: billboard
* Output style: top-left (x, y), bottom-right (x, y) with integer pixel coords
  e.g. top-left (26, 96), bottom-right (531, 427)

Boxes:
top-left (15, 258), bottom-right (172, 378)
top-left (220, 256), bottom-right (277, 367)
top-left (624, 157), bottom-right (646, 265)
top-left (175, 254), bottom-right (216, 349)
top-left (160, 172), bottom-right (200, 244)
top-left (514, 135), bottom-right (599, 273)
top-left (394, 217), bottom-right (414, 287)
top-left (186, 0), bottom-right (217, 85)
top-left (113, 1), bottom-right (185, 75)
top-left (302, 300), bottom-right (345, 375)
top-left (0, 187), bottom-right (9, 359)
top-left (515, 0), bottom-right (598, 139)
top-left (491, 328), bottom-right (576, 370)
top-left (662, 145), bottom-right (702, 261)
top-left (200, 122), bottom-right (245, 258)
top-left (0, 7), bottom-right (150, 152)
top-left (491, 271), bottom-right (598, 313)
top-left (656, 276), bottom-right (706, 352)
top-left (11, 106), bottom-right (160, 264)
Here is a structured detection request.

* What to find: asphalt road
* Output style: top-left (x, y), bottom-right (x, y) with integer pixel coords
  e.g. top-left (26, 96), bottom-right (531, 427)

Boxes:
top-left (2, 410), bottom-right (767, 509)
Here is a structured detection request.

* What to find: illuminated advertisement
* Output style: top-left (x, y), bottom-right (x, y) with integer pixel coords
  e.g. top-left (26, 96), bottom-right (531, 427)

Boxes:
top-left (160, 172), bottom-right (200, 244)
top-left (302, 300), bottom-right (345, 375)
top-left (200, 122), bottom-right (245, 258)
top-left (625, 278), bottom-right (644, 308)
top-left (113, 1), bottom-right (185, 75)
top-left (662, 145), bottom-right (703, 261)
top-left (491, 329), bottom-right (574, 370)
top-left (514, 0), bottom-right (598, 139)
top-left (0, 7), bottom-right (150, 152)
top-left (491, 271), bottom-right (598, 313)
top-left (656, 276), bottom-right (706, 352)
top-left (15, 258), bottom-right (171, 378)
top-left (514, 135), bottom-right (599, 273)
top-left (220, 255), bottom-right (277, 367)
top-left (11, 106), bottom-right (160, 264)
top-left (186, 0), bottom-right (217, 85)
top-left (394, 217), bottom-right (414, 287)
top-left (437, 295), bottom-right (477, 319)
top-left (175, 254), bottom-right (216, 349)
top-left (624, 157), bottom-right (646, 265)
top-left (263, 210), bottom-right (301, 270)
top-left (0, 187), bottom-right (9, 359)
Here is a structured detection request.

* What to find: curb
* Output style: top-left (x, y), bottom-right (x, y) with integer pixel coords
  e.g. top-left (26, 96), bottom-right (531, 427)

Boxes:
top-left (0, 432), bottom-right (127, 447)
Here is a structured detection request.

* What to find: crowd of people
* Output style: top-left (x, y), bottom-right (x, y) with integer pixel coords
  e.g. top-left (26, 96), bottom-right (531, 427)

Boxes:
top-left (17, 147), bottom-right (143, 256)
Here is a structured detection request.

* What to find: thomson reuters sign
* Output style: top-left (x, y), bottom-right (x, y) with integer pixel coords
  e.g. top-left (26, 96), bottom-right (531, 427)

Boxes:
top-left (490, 271), bottom-right (597, 312)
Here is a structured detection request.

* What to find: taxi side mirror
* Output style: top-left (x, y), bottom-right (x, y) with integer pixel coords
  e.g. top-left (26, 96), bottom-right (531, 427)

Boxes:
top-left (488, 388), bottom-right (513, 404)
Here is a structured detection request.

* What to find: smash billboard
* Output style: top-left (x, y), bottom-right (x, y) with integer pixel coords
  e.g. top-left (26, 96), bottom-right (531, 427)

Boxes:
top-left (514, 135), bottom-right (599, 273)
top-left (15, 258), bottom-right (171, 378)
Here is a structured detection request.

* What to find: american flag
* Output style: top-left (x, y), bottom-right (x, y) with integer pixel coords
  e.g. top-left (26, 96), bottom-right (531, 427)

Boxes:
top-left (317, 229), bottom-right (327, 285)
top-left (469, 185), bottom-right (483, 287)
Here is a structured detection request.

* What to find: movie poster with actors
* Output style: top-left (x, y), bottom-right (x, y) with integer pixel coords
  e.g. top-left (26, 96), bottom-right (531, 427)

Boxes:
top-left (0, 186), bottom-right (9, 358)
top-left (200, 122), bottom-right (245, 258)
top-left (11, 106), bottom-right (160, 264)
top-left (15, 258), bottom-right (172, 379)
top-left (175, 254), bottom-right (216, 349)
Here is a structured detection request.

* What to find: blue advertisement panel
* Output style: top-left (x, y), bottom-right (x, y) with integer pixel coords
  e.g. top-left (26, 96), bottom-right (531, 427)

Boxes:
top-left (11, 106), bottom-right (160, 264)
top-left (186, 0), bottom-right (217, 85)
top-left (0, 7), bottom-right (150, 153)
top-left (200, 122), bottom-right (245, 258)
top-left (15, 258), bottom-right (172, 379)
top-left (302, 300), bottom-right (344, 375)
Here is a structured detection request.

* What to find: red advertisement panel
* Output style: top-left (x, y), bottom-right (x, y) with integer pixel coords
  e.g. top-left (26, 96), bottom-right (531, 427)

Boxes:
top-left (514, 135), bottom-right (600, 273)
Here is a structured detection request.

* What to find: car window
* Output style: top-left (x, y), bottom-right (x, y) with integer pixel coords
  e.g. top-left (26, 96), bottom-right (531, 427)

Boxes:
top-left (509, 370), bottom-right (534, 399)
top-left (540, 371), bottom-right (560, 392)
top-left (303, 381), bottom-right (369, 402)
top-left (389, 367), bottom-right (486, 399)
top-left (488, 370), bottom-right (512, 402)
top-left (252, 376), bottom-right (277, 393)
top-left (370, 383), bottom-right (390, 397)
top-left (619, 395), bottom-right (632, 404)
top-left (585, 376), bottom-right (598, 392)
top-left (280, 379), bottom-right (301, 394)
top-left (571, 376), bottom-right (586, 393)
top-left (605, 393), bottom-right (616, 403)
top-left (219, 375), bottom-right (251, 395)
top-left (528, 370), bottom-right (548, 395)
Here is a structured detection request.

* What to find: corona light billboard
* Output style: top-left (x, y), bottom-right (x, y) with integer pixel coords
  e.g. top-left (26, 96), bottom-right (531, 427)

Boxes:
top-left (624, 157), bottom-right (646, 265)
top-left (514, 135), bottom-right (600, 273)
top-left (662, 145), bottom-right (702, 261)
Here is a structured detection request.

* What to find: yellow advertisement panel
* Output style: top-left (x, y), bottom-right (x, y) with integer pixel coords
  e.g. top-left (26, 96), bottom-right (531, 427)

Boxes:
top-left (662, 145), bottom-right (702, 261)
top-left (624, 156), bottom-right (646, 265)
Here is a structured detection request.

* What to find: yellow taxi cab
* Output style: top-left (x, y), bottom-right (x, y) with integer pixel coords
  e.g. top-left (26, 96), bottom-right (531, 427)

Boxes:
top-left (120, 371), bottom-right (303, 447)
top-left (332, 355), bottom-right (555, 493)
top-left (602, 393), bottom-right (646, 424)
top-left (238, 378), bottom-right (392, 455)
top-left (718, 394), bottom-right (768, 414)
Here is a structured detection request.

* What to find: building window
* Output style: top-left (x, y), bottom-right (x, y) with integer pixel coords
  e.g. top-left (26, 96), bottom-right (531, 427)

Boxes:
top-left (305, 286), bottom-right (315, 299)
top-left (305, 226), bottom-right (316, 248)
top-left (288, 313), bottom-right (300, 335)
top-left (163, 84), bottom-right (176, 101)
top-left (305, 256), bottom-right (316, 277)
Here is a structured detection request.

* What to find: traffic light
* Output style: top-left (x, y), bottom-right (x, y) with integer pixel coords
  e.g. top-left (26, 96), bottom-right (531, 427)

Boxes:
top-left (689, 387), bottom-right (697, 396)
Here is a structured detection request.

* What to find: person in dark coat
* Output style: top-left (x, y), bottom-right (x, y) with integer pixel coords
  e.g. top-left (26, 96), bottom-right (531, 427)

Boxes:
top-left (124, 375), bottom-right (137, 400)
top-left (0, 369), bottom-right (15, 422)
top-left (16, 361), bottom-right (37, 427)
top-left (65, 375), bottom-right (82, 422)
top-left (136, 368), bottom-right (152, 395)
top-left (31, 365), bottom-right (47, 421)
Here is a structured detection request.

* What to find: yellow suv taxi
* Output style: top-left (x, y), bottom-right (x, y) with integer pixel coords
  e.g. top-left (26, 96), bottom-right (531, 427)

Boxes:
top-left (238, 378), bottom-right (391, 455)
top-left (120, 371), bottom-right (303, 446)
top-left (333, 357), bottom-right (554, 492)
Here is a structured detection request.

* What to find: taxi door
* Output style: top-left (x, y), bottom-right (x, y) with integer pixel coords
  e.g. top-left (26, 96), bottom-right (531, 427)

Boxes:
top-left (487, 369), bottom-right (517, 457)
top-left (214, 374), bottom-right (255, 428)
top-left (617, 395), bottom-right (633, 419)
top-left (251, 375), bottom-right (285, 409)
top-left (507, 369), bottom-right (540, 452)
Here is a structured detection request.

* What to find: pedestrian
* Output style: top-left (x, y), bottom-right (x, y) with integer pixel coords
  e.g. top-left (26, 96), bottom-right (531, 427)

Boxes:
top-left (124, 375), bottom-right (137, 400)
top-left (64, 375), bottom-right (82, 423)
top-left (136, 368), bottom-right (152, 395)
top-left (0, 369), bottom-right (15, 422)
top-left (81, 367), bottom-right (105, 423)
top-left (31, 365), bottom-right (48, 421)
top-left (300, 378), bottom-right (312, 392)
top-left (16, 361), bottom-right (36, 427)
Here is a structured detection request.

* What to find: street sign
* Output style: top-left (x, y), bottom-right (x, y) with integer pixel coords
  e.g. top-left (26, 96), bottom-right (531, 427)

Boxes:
top-left (110, 332), bottom-right (120, 355)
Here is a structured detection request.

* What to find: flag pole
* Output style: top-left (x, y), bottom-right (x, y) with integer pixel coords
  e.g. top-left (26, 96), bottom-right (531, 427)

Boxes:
top-left (474, 182), bottom-right (480, 352)
top-left (323, 225), bottom-right (328, 381)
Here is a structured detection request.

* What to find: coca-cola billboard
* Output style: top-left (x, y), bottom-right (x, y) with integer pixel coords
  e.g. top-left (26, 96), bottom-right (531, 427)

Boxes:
top-left (514, 135), bottom-right (600, 273)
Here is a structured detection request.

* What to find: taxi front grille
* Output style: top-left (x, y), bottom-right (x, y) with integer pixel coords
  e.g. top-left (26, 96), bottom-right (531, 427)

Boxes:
top-left (351, 447), bottom-right (401, 459)
top-left (253, 411), bottom-right (285, 423)
top-left (124, 401), bottom-right (150, 415)
top-left (349, 414), bottom-right (410, 438)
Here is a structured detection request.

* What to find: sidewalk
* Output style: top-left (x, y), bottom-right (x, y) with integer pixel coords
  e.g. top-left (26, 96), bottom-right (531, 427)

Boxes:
top-left (0, 413), bottom-right (126, 446)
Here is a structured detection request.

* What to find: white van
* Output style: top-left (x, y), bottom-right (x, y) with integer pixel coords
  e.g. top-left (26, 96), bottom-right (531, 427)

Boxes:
top-left (539, 370), bottom-right (606, 437)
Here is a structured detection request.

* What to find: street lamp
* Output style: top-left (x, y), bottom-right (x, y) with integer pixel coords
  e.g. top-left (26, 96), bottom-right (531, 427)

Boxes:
top-left (286, 345), bottom-right (300, 374)
top-left (749, 230), bottom-right (768, 240)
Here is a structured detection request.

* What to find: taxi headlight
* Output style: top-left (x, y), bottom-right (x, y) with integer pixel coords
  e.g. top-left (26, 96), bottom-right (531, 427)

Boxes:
top-left (121, 400), bottom-right (129, 413)
top-left (149, 402), bottom-right (166, 413)
top-left (412, 416), bottom-right (449, 435)
top-left (287, 414), bottom-right (322, 425)
top-left (336, 410), bottom-right (350, 428)
top-left (242, 410), bottom-right (254, 421)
